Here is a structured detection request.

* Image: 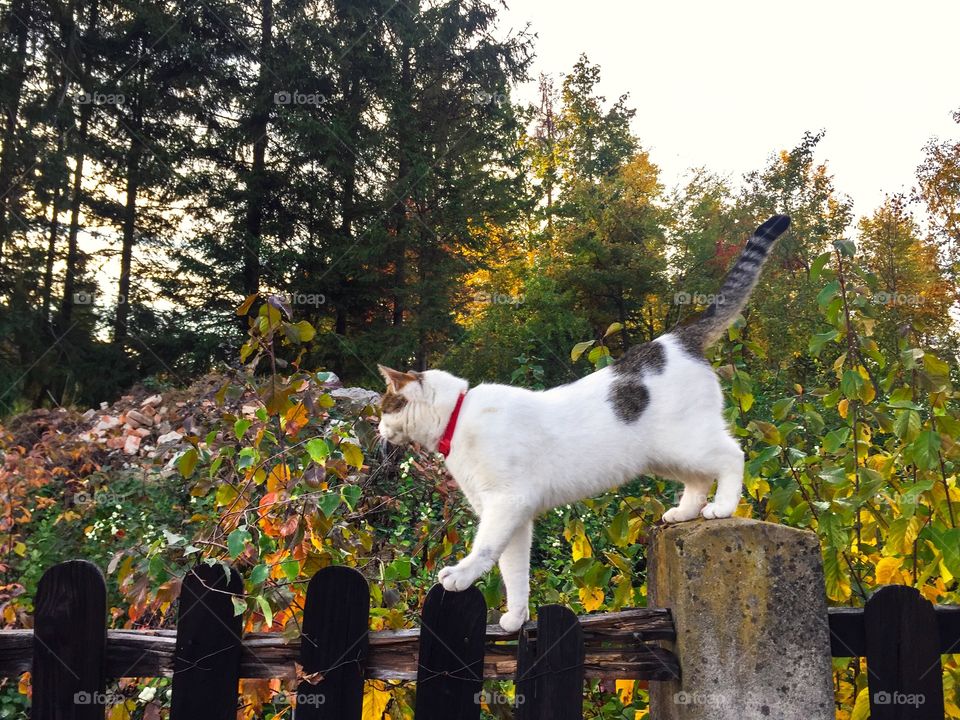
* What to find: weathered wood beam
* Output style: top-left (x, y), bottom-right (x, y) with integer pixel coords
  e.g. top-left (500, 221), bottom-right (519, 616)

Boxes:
top-left (0, 607), bottom-right (678, 681)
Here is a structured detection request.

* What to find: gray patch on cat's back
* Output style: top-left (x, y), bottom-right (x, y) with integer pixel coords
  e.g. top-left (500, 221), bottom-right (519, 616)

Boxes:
top-left (610, 379), bottom-right (650, 422)
top-left (609, 340), bottom-right (667, 423)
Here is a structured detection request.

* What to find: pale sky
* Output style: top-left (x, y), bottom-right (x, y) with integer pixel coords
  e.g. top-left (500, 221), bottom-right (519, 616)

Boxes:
top-left (499, 0), bottom-right (960, 219)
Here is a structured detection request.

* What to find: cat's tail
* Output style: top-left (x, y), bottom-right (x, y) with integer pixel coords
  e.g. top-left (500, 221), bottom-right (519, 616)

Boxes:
top-left (675, 214), bottom-right (790, 353)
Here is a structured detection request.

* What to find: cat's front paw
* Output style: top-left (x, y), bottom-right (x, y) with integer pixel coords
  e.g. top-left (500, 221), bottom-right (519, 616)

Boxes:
top-left (438, 563), bottom-right (479, 592)
top-left (701, 501), bottom-right (736, 519)
top-left (662, 506), bottom-right (698, 523)
top-left (499, 608), bottom-right (529, 633)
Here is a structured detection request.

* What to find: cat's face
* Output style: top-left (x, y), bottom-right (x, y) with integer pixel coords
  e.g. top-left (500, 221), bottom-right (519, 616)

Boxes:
top-left (377, 364), bottom-right (421, 445)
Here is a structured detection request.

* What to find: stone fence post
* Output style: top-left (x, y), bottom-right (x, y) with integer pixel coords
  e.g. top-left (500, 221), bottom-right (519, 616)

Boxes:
top-left (648, 517), bottom-right (834, 720)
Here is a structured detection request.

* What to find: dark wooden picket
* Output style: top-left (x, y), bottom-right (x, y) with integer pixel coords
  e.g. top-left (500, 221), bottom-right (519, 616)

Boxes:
top-left (169, 562), bottom-right (244, 720)
top-left (863, 585), bottom-right (944, 720)
top-left (12, 558), bottom-right (960, 719)
top-left (413, 584), bottom-right (487, 720)
top-left (295, 565), bottom-right (370, 720)
top-left (31, 560), bottom-right (107, 720)
top-left (515, 604), bottom-right (585, 720)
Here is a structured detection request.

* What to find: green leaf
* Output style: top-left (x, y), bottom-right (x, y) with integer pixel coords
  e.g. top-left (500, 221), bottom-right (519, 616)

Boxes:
top-left (571, 340), bottom-right (595, 362)
top-left (294, 320), bottom-right (316, 342)
top-left (771, 397), bottom-right (795, 421)
top-left (250, 564), bottom-right (269, 585)
top-left (231, 596), bottom-right (247, 617)
top-left (234, 419), bottom-right (252, 440)
top-left (822, 428), bottom-right (850, 454)
top-left (384, 557), bottom-right (411, 581)
top-left (257, 595), bottom-right (273, 627)
top-left (306, 438), bottom-right (330, 463)
top-left (818, 509), bottom-right (849, 549)
top-left (280, 559), bottom-right (300, 582)
top-left (833, 238), bottom-right (857, 257)
top-left (341, 484), bottom-right (362, 510)
top-left (318, 493), bottom-right (341, 518)
top-left (893, 408), bottom-right (921, 442)
top-left (228, 528), bottom-right (252, 558)
top-left (808, 329), bottom-right (839, 356)
top-left (177, 448), bottom-right (199, 479)
top-left (840, 370), bottom-right (864, 400)
top-left (810, 252), bottom-right (832, 283)
top-left (817, 280), bottom-right (840, 308)
top-left (909, 430), bottom-right (941, 470)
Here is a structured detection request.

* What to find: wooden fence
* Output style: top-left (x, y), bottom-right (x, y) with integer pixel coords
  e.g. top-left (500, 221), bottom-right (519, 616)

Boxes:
top-left (0, 559), bottom-right (958, 718)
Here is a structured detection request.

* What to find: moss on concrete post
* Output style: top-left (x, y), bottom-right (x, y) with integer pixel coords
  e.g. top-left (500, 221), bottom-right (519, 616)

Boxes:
top-left (648, 517), bottom-right (833, 720)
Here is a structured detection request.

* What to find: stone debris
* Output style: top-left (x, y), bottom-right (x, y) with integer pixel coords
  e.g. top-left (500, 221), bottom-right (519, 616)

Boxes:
top-left (5, 372), bottom-right (381, 473)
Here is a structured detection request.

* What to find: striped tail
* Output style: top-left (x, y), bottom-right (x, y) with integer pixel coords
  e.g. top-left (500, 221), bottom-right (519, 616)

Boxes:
top-left (676, 214), bottom-right (790, 353)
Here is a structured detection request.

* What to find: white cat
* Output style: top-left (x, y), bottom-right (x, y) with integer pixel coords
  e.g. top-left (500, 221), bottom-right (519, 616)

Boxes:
top-left (377, 215), bottom-right (791, 632)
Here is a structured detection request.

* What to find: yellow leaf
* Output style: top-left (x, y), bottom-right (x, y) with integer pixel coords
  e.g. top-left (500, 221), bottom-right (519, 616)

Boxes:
top-left (851, 687), bottom-right (871, 720)
top-left (362, 680), bottom-right (391, 720)
top-left (17, 672), bottom-right (30, 696)
top-left (875, 556), bottom-right (903, 585)
top-left (236, 293), bottom-right (258, 316)
top-left (616, 679), bottom-right (634, 705)
top-left (838, 398), bottom-right (849, 418)
top-left (342, 442), bottom-right (364, 469)
top-left (284, 402), bottom-right (308, 429)
top-left (572, 532), bottom-right (591, 561)
top-left (579, 586), bottom-right (604, 612)
top-left (267, 464), bottom-right (291, 493)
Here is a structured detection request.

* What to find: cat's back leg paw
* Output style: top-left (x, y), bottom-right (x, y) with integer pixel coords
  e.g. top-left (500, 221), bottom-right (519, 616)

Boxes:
top-left (499, 608), bottom-right (529, 633)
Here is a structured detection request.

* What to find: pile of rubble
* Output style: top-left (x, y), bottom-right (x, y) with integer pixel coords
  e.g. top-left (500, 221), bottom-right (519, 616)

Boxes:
top-left (69, 373), bottom-right (382, 466)
top-left (79, 393), bottom-right (190, 459)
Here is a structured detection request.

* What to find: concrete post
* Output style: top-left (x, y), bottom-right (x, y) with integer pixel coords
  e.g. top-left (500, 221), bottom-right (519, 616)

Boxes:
top-left (648, 517), bottom-right (834, 720)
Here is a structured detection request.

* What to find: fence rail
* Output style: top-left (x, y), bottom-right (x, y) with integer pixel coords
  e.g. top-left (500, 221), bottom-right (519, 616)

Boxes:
top-left (3, 559), bottom-right (960, 719)
top-left (0, 608), bottom-right (677, 682)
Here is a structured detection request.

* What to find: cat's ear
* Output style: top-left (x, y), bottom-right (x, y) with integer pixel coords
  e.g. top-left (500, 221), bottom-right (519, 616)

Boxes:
top-left (378, 364), bottom-right (420, 391)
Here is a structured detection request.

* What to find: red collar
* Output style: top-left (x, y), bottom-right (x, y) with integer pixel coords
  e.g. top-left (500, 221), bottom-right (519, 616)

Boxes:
top-left (437, 391), bottom-right (467, 458)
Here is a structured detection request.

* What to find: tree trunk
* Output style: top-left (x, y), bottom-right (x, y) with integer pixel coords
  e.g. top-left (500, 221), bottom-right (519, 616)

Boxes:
top-left (0, 0), bottom-right (31, 260)
top-left (42, 134), bottom-right (66, 323)
top-left (59, 107), bottom-right (90, 333)
top-left (58, 0), bottom-right (98, 333)
top-left (391, 39), bottom-right (412, 327)
top-left (242, 0), bottom-right (272, 296)
top-left (114, 137), bottom-right (140, 344)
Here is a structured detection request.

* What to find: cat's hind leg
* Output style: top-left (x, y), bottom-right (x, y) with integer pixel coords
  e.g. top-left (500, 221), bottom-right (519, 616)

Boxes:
top-left (701, 439), bottom-right (744, 519)
top-left (438, 495), bottom-right (531, 592)
top-left (662, 476), bottom-right (710, 523)
top-left (497, 520), bottom-right (533, 632)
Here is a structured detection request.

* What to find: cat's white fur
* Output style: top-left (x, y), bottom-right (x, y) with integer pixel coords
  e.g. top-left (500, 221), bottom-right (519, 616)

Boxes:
top-left (377, 334), bottom-right (743, 632)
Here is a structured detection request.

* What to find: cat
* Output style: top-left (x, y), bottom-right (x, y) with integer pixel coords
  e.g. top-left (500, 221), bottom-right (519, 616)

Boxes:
top-left (377, 214), bottom-right (791, 632)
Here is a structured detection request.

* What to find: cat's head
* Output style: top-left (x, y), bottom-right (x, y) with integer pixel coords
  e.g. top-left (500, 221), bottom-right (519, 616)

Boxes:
top-left (377, 365), bottom-right (467, 449)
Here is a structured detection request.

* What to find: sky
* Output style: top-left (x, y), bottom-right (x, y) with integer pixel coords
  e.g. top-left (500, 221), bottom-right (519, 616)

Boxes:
top-left (498, 0), bottom-right (960, 219)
